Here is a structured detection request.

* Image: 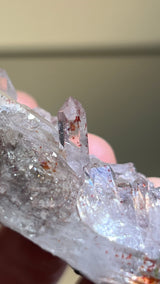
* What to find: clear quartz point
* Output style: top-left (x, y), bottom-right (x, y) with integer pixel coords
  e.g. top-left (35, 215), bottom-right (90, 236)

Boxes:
top-left (0, 69), bottom-right (17, 100)
top-left (58, 97), bottom-right (89, 175)
top-left (0, 69), bottom-right (160, 284)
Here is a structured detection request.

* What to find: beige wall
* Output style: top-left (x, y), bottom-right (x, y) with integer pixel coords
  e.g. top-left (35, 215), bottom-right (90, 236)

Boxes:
top-left (0, 1), bottom-right (160, 51)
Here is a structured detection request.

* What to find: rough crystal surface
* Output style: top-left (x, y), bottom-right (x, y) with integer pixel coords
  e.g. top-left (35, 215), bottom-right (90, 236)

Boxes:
top-left (0, 69), bottom-right (160, 284)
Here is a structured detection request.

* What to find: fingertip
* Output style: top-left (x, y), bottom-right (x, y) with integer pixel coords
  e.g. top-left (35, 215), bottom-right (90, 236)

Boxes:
top-left (17, 91), bottom-right (38, 109)
top-left (148, 177), bottom-right (160, 188)
top-left (88, 133), bottom-right (117, 164)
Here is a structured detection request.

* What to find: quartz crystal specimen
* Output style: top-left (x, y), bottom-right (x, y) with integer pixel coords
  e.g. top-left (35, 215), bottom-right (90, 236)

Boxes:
top-left (0, 69), bottom-right (160, 284)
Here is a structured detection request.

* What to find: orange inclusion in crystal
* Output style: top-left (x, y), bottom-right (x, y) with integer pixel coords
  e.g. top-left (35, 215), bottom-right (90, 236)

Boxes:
top-left (131, 276), bottom-right (160, 284)
top-left (69, 122), bottom-right (76, 131)
top-left (40, 161), bottom-right (50, 170)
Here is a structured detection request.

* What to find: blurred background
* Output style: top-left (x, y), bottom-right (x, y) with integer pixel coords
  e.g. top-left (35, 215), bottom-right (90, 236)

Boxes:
top-left (0, 1), bottom-right (160, 282)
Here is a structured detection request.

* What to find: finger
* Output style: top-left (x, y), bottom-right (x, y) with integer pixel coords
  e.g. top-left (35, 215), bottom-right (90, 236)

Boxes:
top-left (17, 91), bottom-right (38, 108)
top-left (0, 228), bottom-right (66, 284)
top-left (148, 177), bottom-right (160, 188)
top-left (88, 133), bottom-right (117, 164)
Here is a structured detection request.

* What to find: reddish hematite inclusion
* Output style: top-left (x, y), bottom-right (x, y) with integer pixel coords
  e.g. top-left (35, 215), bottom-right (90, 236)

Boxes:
top-left (58, 97), bottom-right (89, 175)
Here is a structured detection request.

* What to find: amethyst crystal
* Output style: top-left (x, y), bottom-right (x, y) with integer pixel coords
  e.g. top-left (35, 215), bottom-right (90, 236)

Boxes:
top-left (0, 69), bottom-right (159, 283)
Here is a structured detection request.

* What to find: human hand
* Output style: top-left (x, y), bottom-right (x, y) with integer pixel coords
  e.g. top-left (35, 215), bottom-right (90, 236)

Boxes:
top-left (0, 92), bottom-right (159, 284)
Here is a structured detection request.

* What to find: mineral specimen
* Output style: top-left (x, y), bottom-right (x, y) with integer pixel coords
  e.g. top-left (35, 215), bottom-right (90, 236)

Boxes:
top-left (0, 69), bottom-right (160, 283)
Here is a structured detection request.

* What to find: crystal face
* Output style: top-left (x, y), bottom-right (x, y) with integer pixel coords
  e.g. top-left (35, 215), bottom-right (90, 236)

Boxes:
top-left (0, 69), bottom-right (17, 100)
top-left (0, 69), bottom-right (160, 284)
top-left (58, 97), bottom-right (89, 176)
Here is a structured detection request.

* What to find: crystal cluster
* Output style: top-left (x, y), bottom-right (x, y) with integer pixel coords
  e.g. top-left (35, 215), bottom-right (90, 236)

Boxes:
top-left (0, 69), bottom-right (160, 283)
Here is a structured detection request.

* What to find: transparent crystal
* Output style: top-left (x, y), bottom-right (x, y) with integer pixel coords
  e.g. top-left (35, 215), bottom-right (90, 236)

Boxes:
top-left (0, 69), bottom-right (17, 100)
top-left (0, 69), bottom-right (160, 284)
top-left (58, 97), bottom-right (89, 176)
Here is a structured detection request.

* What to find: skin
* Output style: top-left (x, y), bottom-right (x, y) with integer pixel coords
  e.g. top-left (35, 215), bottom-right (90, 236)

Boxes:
top-left (0, 91), bottom-right (159, 284)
